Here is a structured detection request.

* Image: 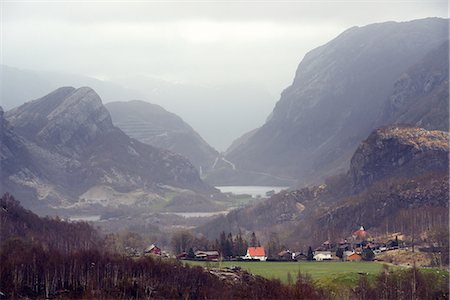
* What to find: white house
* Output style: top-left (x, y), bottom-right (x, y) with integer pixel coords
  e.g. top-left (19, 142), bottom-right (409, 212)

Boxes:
top-left (242, 247), bottom-right (267, 261)
top-left (313, 251), bottom-right (332, 261)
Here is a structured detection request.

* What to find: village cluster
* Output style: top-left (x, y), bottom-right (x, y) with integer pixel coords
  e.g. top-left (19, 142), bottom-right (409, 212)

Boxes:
top-left (142, 226), bottom-right (402, 262)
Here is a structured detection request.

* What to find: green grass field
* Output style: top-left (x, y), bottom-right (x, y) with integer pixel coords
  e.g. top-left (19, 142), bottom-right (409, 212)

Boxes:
top-left (186, 260), bottom-right (386, 284)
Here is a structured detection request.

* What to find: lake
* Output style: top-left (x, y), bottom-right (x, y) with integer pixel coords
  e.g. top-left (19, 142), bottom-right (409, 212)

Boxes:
top-left (69, 215), bottom-right (102, 222)
top-left (215, 186), bottom-right (289, 198)
top-left (162, 211), bottom-right (229, 218)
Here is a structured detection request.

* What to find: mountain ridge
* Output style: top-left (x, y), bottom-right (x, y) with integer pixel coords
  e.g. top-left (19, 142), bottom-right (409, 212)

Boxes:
top-left (225, 18), bottom-right (449, 185)
top-left (2, 87), bottom-right (216, 213)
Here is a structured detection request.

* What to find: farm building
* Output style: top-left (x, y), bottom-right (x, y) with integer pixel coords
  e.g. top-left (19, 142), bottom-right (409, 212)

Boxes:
top-left (144, 244), bottom-right (161, 256)
top-left (243, 247), bottom-right (267, 261)
top-left (278, 250), bottom-right (293, 260)
top-left (346, 252), bottom-right (362, 262)
top-left (176, 252), bottom-right (188, 260)
top-left (195, 250), bottom-right (220, 261)
top-left (293, 252), bottom-right (308, 261)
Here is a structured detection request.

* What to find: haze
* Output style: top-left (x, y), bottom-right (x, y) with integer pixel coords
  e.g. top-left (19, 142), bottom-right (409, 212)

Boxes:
top-left (1, 0), bottom-right (446, 150)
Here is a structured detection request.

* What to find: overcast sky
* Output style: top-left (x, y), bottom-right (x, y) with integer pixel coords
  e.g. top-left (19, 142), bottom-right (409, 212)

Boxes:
top-left (1, 0), bottom-right (447, 150)
top-left (2, 1), bottom-right (447, 93)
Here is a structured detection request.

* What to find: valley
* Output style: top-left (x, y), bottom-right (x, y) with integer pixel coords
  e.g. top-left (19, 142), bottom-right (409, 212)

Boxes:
top-left (1, 11), bottom-right (449, 299)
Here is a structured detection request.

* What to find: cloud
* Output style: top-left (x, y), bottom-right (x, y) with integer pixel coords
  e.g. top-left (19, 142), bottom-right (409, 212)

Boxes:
top-left (2, 1), bottom-right (447, 93)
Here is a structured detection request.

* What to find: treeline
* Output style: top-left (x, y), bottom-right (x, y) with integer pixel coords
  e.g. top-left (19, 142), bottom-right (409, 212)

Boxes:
top-left (171, 229), bottom-right (257, 257)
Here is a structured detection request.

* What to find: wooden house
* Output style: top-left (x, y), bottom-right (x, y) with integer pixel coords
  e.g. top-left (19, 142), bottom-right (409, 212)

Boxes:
top-left (144, 244), bottom-right (162, 256)
top-left (242, 247), bottom-right (267, 261)
top-left (346, 252), bottom-right (362, 262)
top-left (195, 250), bottom-right (220, 261)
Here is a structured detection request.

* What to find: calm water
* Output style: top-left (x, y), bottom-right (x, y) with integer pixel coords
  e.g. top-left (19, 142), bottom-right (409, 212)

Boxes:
top-left (69, 215), bottom-right (101, 222)
top-left (163, 211), bottom-right (229, 218)
top-left (216, 186), bottom-right (288, 198)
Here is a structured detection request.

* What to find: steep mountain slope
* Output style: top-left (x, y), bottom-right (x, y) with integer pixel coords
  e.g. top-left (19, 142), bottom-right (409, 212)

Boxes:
top-left (377, 41), bottom-right (449, 131)
top-left (349, 126), bottom-right (449, 191)
top-left (199, 126), bottom-right (449, 247)
top-left (0, 107), bottom-right (41, 207)
top-left (226, 18), bottom-right (449, 185)
top-left (2, 87), bottom-right (215, 212)
top-left (106, 100), bottom-right (218, 174)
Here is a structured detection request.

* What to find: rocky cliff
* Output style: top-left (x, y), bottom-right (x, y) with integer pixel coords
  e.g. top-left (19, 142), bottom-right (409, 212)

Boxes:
top-left (199, 126), bottom-right (449, 247)
top-left (226, 18), bottom-right (449, 185)
top-left (106, 100), bottom-right (218, 174)
top-left (2, 87), bottom-right (215, 212)
top-left (349, 126), bottom-right (449, 191)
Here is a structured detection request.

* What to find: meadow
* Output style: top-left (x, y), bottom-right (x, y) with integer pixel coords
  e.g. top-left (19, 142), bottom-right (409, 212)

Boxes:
top-left (186, 260), bottom-right (387, 284)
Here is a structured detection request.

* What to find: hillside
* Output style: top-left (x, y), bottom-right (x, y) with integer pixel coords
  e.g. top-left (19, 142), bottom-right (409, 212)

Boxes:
top-left (0, 193), bottom-right (326, 299)
top-left (2, 87), bottom-right (216, 214)
top-left (106, 100), bottom-right (218, 174)
top-left (198, 126), bottom-right (449, 247)
top-left (226, 18), bottom-right (449, 185)
top-left (0, 193), bottom-right (100, 253)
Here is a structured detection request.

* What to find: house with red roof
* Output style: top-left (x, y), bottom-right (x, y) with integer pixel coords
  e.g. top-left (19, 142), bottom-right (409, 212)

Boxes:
top-left (353, 226), bottom-right (367, 239)
top-left (144, 244), bottom-right (161, 256)
top-left (242, 247), bottom-right (267, 261)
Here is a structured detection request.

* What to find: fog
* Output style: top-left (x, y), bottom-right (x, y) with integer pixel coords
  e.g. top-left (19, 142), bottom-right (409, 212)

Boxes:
top-left (1, 0), bottom-right (446, 150)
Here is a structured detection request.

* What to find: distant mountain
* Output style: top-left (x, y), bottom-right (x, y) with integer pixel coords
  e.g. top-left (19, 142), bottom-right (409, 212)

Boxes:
top-left (2, 87), bottom-right (215, 213)
top-left (198, 126), bottom-right (449, 247)
top-left (226, 18), bottom-right (449, 185)
top-left (377, 41), bottom-right (449, 131)
top-left (0, 65), bottom-right (275, 152)
top-left (0, 65), bottom-right (144, 110)
top-left (106, 100), bottom-right (218, 174)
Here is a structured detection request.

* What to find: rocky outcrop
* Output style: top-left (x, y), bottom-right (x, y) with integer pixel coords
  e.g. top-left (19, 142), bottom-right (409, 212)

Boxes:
top-left (226, 18), bottom-right (449, 185)
top-left (2, 87), bottom-right (215, 211)
top-left (349, 126), bottom-right (449, 191)
top-left (106, 100), bottom-right (218, 173)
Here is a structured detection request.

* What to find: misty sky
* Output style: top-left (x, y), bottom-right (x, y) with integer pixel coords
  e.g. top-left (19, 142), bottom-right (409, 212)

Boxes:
top-left (1, 0), bottom-right (447, 150)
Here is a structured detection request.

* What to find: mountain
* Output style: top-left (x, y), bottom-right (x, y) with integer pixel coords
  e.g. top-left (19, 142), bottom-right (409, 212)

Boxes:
top-left (105, 100), bottom-right (218, 174)
top-left (2, 87), bottom-right (215, 213)
top-left (377, 41), bottom-right (449, 131)
top-left (198, 126), bottom-right (449, 247)
top-left (1, 65), bottom-right (275, 152)
top-left (0, 106), bottom-right (41, 207)
top-left (349, 126), bottom-right (449, 191)
top-left (0, 65), bottom-right (144, 110)
top-left (226, 18), bottom-right (449, 185)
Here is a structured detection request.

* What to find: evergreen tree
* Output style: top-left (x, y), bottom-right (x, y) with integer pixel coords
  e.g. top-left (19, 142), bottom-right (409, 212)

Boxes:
top-left (307, 246), bottom-right (314, 261)
top-left (234, 229), bottom-right (247, 257)
top-left (187, 247), bottom-right (195, 259)
top-left (362, 247), bottom-right (375, 261)
top-left (250, 232), bottom-right (258, 247)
